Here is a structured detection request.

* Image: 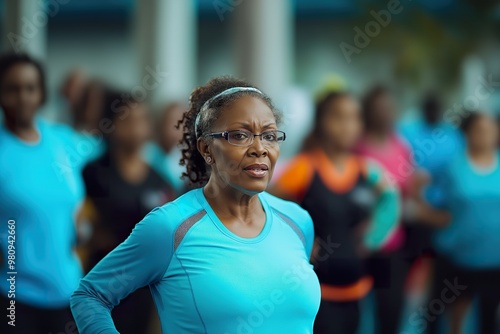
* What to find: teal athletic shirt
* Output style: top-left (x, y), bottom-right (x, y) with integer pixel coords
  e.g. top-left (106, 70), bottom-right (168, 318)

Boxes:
top-left (71, 188), bottom-right (321, 334)
top-left (433, 149), bottom-right (500, 269)
top-left (0, 117), bottom-right (86, 308)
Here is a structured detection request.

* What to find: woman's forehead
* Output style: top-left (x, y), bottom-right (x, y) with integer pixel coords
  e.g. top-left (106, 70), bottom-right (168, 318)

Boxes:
top-left (215, 95), bottom-right (276, 128)
top-left (4, 63), bottom-right (40, 81)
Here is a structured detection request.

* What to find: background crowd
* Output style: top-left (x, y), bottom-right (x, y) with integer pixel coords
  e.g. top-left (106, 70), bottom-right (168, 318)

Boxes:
top-left (1, 0), bottom-right (500, 333)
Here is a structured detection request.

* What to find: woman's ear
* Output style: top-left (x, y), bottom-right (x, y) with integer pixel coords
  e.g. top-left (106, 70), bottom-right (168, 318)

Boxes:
top-left (197, 137), bottom-right (214, 165)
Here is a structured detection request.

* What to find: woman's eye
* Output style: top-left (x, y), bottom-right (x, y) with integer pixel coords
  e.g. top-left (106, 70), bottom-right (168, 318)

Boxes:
top-left (263, 133), bottom-right (277, 141)
top-left (232, 132), bottom-right (249, 140)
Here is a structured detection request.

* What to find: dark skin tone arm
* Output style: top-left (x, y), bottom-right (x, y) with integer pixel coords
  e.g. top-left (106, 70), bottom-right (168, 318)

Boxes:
top-left (408, 170), bottom-right (451, 228)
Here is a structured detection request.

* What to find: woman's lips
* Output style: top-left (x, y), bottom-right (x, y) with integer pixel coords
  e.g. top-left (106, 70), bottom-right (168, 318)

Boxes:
top-left (243, 168), bottom-right (269, 178)
top-left (243, 163), bottom-right (269, 178)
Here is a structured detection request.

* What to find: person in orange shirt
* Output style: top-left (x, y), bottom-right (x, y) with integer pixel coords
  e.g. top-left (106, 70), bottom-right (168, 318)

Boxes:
top-left (271, 91), bottom-right (400, 334)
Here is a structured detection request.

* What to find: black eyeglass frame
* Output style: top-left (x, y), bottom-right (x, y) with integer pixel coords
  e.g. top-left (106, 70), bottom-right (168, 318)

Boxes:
top-left (204, 129), bottom-right (286, 147)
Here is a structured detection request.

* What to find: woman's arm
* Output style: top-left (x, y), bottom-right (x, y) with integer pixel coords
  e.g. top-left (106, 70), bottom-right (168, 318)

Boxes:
top-left (411, 201), bottom-right (451, 228)
top-left (70, 206), bottom-right (174, 334)
top-left (362, 160), bottom-right (401, 250)
top-left (405, 169), bottom-right (451, 228)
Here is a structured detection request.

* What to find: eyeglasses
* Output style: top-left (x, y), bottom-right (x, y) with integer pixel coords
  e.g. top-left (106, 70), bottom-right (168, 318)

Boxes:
top-left (204, 129), bottom-right (286, 147)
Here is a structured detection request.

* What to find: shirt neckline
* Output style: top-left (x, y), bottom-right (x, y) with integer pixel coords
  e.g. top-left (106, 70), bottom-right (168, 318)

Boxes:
top-left (195, 187), bottom-right (273, 244)
top-left (466, 151), bottom-right (499, 175)
top-left (0, 118), bottom-right (43, 147)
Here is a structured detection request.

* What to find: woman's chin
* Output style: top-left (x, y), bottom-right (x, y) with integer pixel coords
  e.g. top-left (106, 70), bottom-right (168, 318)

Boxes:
top-left (237, 179), bottom-right (270, 195)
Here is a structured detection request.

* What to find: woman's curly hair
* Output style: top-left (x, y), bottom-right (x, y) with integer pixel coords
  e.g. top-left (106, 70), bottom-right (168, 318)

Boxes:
top-left (176, 76), bottom-right (282, 186)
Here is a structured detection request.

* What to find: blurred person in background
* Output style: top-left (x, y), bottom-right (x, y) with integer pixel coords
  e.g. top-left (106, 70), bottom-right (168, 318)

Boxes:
top-left (271, 91), bottom-right (400, 334)
top-left (59, 68), bottom-right (87, 124)
top-left (143, 101), bottom-right (188, 195)
top-left (355, 85), bottom-right (413, 334)
top-left (399, 93), bottom-right (463, 210)
top-left (426, 112), bottom-right (500, 334)
top-left (73, 79), bottom-right (107, 133)
top-left (80, 91), bottom-right (175, 334)
top-left (0, 53), bottom-right (84, 334)
top-left (397, 93), bottom-right (465, 319)
top-left (497, 114), bottom-right (500, 148)
top-left (67, 79), bottom-right (109, 163)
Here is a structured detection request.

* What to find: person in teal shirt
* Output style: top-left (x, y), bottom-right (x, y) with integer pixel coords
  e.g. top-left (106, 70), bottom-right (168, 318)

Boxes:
top-left (398, 94), bottom-right (464, 207)
top-left (427, 112), bottom-right (500, 334)
top-left (0, 54), bottom-right (86, 333)
top-left (71, 76), bottom-right (321, 333)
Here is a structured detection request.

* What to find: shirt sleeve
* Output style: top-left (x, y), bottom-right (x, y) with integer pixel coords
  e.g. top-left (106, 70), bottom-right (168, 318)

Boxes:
top-left (430, 163), bottom-right (452, 210)
top-left (362, 160), bottom-right (401, 250)
top-left (54, 124), bottom-right (104, 170)
top-left (272, 154), bottom-right (314, 201)
top-left (397, 135), bottom-right (414, 196)
top-left (70, 205), bottom-right (176, 334)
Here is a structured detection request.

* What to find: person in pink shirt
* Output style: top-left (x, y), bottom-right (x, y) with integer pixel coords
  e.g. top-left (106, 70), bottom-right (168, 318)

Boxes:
top-left (355, 85), bottom-right (413, 334)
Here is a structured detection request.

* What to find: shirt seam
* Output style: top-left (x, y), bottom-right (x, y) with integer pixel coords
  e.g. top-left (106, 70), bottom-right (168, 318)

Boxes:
top-left (174, 251), bottom-right (208, 333)
top-left (152, 204), bottom-right (179, 284)
top-left (272, 207), bottom-right (308, 253)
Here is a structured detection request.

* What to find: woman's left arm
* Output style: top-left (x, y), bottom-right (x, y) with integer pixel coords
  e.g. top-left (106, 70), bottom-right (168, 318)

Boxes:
top-left (362, 160), bottom-right (401, 250)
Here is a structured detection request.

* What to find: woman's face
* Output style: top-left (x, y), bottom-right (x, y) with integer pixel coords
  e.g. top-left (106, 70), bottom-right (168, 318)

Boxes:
top-left (202, 95), bottom-right (280, 196)
top-left (368, 93), bottom-right (396, 132)
top-left (112, 103), bottom-right (151, 151)
top-left (466, 114), bottom-right (498, 152)
top-left (321, 95), bottom-right (362, 151)
top-left (0, 63), bottom-right (43, 127)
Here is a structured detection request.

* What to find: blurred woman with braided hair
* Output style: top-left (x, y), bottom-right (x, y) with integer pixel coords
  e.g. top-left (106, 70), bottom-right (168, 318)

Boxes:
top-left (71, 76), bottom-right (321, 334)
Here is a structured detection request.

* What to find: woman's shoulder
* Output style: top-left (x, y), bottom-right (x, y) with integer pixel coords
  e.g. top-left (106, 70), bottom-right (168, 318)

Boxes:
top-left (271, 152), bottom-right (316, 194)
top-left (137, 190), bottom-right (204, 235)
top-left (37, 117), bottom-right (77, 140)
top-left (260, 192), bottom-right (311, 224)
top-left (356, 155), bottom-right (387, 186)
top-left (260, 192), bottom-right (314, 249)
top-left (159, 189), bottom-right (206, 222)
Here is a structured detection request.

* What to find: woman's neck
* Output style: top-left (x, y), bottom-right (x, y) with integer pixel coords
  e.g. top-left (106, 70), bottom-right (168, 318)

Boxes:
top-left (467, 147), bottom-right (496, 167)
top-left (365, 129), bottom-right (391, 144)
top-left (321, 144), bottom-right (351, 171)
top-left (203, 178), bottom-right (263, 224)
top-left (5, 119), bottom-right (39, 142)
top-left (112, 148), bottom-right (148, 184)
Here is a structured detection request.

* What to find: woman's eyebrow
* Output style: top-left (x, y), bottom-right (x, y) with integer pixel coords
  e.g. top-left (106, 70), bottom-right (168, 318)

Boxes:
top-left (230, 122), bottom-right (277, 129)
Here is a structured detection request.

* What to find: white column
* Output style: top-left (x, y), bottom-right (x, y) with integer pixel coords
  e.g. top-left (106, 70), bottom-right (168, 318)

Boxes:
top-left (232, 0), bottom-right (294, 101)
top-left (231, 0), bottom-right (301, 159)
top-left (135, 0), bottom-right (197, 105)
top-left (2, 0), bottom-right (48, 59)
